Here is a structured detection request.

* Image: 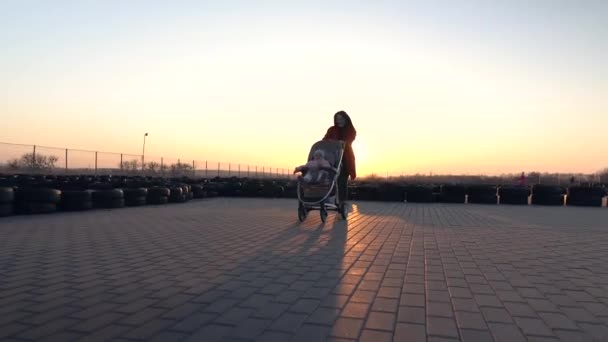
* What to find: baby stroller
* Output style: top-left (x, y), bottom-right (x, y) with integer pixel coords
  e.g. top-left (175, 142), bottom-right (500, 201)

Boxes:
top-left (296, 140), bottom-right (347, 223)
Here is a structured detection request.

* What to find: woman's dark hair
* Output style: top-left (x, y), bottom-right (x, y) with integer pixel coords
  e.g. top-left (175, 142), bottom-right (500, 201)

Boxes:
top-left (334, 110), bottom-right (356, 133)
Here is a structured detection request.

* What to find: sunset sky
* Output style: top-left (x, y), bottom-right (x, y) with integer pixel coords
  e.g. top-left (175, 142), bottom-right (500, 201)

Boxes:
top-left (1, 1), bottom-right (607, 176)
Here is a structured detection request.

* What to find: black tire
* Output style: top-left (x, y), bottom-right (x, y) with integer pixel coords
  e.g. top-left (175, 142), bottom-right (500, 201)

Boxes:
top-left (169, 187), bottom-right (183, 196)
top-left (148, 196), bottom-right (169, 205)
top-left (320, 208), bottom-right (328, 223)
top-left (88, 182), bottom-right (113, 190)
top-left (0, 204), bottom-right (14, 217)
top-left (21, 188), bottom-right (61, 204)
top-left (169, 187), bottom-right (185, 202)
top-left (95, 198), bottom-right (125, 209)
top-left (27, 202), bottom-right (57, 214)
top-left (440, 185), bottom-right (466, 203)
top-left (123, 188), bottom-right (148, 199)
top-left (191, 184), bottom-right (205, 198)
top-left (92, 189), bottom-right (124, 202)
top-left (61, 201), bottom-right (93, 211)
top-left (405, 186), bottom-right (434, 203)
top-left (283, 184), bottom-right (298, 199)
top-left (377, 184), bottom-right (406, 202)
top-left (567, 197), bottom-right (603, 207)
top-left (468, 194), bottom-right (498, 204)
top-left (532, 194), bottom-right (564, 206)
top-left (125, 196), bottom-right (147, 207)
top-left (170, 194), bottom-right (186, 203)
top-left (566, 186), bottom-right (605, 207)
top-left (61, 190), bottom-right (93, 203)
top-left (298, 205), bottom-right (307, 222)
top-left (148, 187), bottom-right (170, 197)
top-left (532, 185), bottom-right (565, 197)
top-left (0, 187), bottom-right (15, 203)
top-left (499, 194), bottom-right (529, 205)
top-left (181, 185), bottom-right (191, 194)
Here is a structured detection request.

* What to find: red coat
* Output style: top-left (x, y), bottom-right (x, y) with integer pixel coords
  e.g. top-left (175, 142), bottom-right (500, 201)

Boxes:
top-left (323, 126), bottom-right (356, 179)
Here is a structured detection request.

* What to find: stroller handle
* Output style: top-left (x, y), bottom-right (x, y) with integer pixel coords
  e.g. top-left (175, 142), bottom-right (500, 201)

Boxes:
top-left (294, 166), bottom-right (338, 174)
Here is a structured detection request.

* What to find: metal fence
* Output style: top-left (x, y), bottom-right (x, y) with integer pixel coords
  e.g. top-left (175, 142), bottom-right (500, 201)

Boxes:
top-left (0, 142), bottom-right (295, 179)
top-left (2, 141), bottom-right (604, 184)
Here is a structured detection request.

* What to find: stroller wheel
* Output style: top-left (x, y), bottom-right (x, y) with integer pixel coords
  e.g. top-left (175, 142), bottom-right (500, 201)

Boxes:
top-left (339, 204), bottom-right (347, 220)
top-left (320, 208), bottom-right (328, 223)
top-left (298, 205), bottom-right (307, 222)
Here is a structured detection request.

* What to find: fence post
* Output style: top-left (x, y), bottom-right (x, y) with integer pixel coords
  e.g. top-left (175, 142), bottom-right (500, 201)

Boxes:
top-left (217, 162), bottom-right (220, 177)
top-left (120, 153), bottom-right (123, 172)
top-left (95, 151), bottom-right (98, 175)
top-left (205, 160), bottom-right (208, 178)
top-left (161, 157), bottom-right (164, 176)
top-left (192, 160), bottom-right (196, 178)
top-left (65, 149), bottom-right (68, 173)
top-left (32, 145), bottom-right (36, 170)
top-left (229, 163), bottom-right (231, 177)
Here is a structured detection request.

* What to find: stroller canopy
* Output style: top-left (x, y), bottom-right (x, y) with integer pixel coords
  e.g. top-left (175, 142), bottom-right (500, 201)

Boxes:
top-left (307, 140), bottom-right (344, 168)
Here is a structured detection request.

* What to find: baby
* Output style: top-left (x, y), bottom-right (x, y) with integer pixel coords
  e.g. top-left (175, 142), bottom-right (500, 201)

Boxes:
top-left (294, 149), bottom-right (332, 183)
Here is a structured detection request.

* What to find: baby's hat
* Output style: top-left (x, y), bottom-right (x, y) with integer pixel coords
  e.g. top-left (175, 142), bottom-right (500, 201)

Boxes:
top-left (313, 149), bottom-right (325, 158)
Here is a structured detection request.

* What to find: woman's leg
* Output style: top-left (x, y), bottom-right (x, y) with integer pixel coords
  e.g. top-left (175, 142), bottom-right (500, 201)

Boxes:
top-left (338, 167), bottom-right (348, 203)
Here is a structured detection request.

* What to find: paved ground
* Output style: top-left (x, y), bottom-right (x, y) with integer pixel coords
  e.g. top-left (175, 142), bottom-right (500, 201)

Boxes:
top-left (1, 199), bottom-right (608, 342)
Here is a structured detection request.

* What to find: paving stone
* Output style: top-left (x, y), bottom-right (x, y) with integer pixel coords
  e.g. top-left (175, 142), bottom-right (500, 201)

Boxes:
top-left (2, 200), bottom-right (608, 342)
top-left (364, 311), bottom-right (396, 331)
top-left (395, 322), bottom-right (426, 341)
top-left (330, 317), bottom-right (364, 339)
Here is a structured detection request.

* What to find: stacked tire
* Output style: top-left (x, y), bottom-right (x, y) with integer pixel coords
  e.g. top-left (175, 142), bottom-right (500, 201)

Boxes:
top-left (183, 185), bottom-right (194, 200)
top-left (283, 182), bottom-right (298, 199)
top-left (440, 185), bottom-right (466, 203)
top-left (377, 183), bottom-right (406, 202)
top-left (92, 189), bottom-right (125, 209)
top-left (566, 186), bottom-right (605, 207)
top-left (260, 181), bottom-right (284, 198)
top-left (60, 190), bottom-right (93, 211)
top-left (169, 186), bottom-right (186, 203)
top-left (466, 185), bottom-right (497, 204)
top-left (15, 188), bottom-right (61, 214)
top-left (532, 185), bottom-right (565, 206)
top-left (347, 185), bottom-right (358, 201)
top-left (191, 184), bottom-right (206, 199)
top-left (147, 187), bottom-right (170, 204)
top-left (0, 187), bottom-right (15, 216)
top-left (204, 182), bottom-right (225, 197)
top-left (405, 186), bottom-right (434, 203)
top-left (498, 186), bottom-right (530, 205)
top-left (354, 184), bottom-right (378, 201)
top-left (123, 188), bottom-right (148, 207)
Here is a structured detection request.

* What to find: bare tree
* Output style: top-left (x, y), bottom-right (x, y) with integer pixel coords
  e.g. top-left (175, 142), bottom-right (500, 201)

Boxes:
top-left (119, 159), bottom-right (140, 174)
top-left (170, 162), bottom-right (193, 177)
top-left (7, 153), bottom-right (58, 170)
top-left (145, 161), bottom-right (160, 174)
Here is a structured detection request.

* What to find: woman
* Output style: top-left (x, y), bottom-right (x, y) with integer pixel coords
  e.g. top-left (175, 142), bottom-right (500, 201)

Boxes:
top-left (323, 110), bottom-right (356, 203)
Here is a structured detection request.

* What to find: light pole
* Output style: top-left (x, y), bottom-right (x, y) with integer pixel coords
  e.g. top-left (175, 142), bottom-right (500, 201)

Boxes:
top-left (142, 133), bottom-right (148, 171)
